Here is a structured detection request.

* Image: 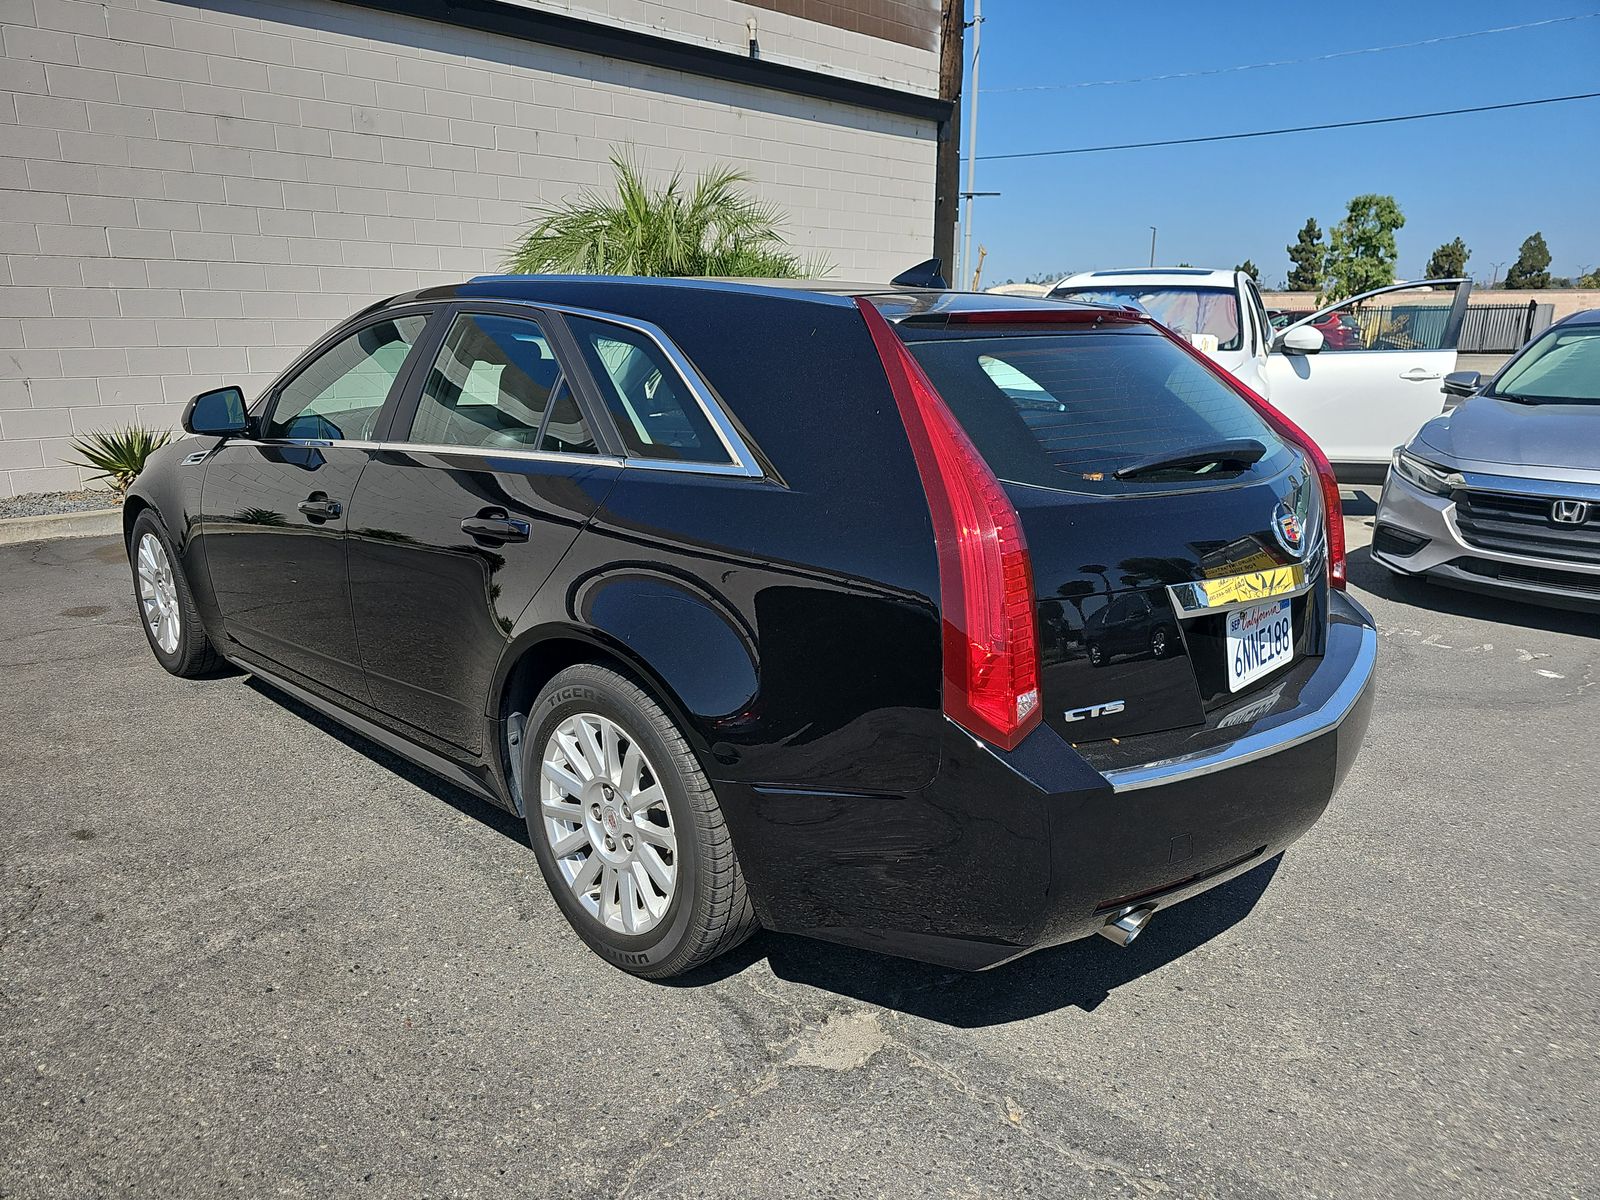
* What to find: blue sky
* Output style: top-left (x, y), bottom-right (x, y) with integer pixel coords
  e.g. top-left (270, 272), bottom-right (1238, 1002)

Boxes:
top-left (961, 2), bottom-right (1600, 287)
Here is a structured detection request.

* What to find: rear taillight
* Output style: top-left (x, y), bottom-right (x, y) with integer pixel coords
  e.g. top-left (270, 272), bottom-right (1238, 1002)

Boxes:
top-left (856, 297), bottom-right (1043, 750)
top-left (1155, 325), bottom-right (1347, 589)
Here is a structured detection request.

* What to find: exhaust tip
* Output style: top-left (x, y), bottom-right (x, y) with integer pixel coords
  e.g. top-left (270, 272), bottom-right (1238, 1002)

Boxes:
top-left (1098, 905), bottom-right (1156, 947)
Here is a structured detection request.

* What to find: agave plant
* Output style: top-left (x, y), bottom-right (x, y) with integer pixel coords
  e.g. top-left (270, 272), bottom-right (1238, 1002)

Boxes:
top-left (506, 152), bottom-right (828, 279)
top-left (67, 426), bottom-right (176, 494)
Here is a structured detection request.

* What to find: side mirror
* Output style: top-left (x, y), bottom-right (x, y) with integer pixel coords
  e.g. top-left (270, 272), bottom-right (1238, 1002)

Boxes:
top-left (1278, 325), bottom-right (1325, 355)
top-left (1441, 370), bottom-right (1482, 398)
top-left (182, 386), bottom-right (249, 436)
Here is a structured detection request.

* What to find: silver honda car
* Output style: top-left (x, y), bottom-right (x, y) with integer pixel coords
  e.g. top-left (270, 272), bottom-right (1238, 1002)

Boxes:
top-left (1372, 309), bottom-right (1600, 611)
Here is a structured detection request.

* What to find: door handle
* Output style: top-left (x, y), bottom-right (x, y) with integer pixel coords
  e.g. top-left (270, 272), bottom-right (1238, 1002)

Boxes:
top-left (461, 513), bottom-right (531, 544)
top-left (1399, 368), bottom-right (1442, 381)
top-left (297, 495), bottom-right (342, 521)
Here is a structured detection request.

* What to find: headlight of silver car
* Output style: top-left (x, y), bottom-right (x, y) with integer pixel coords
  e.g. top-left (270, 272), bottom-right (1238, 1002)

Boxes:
top-left (1391, 449), bottom-right (1465, 497)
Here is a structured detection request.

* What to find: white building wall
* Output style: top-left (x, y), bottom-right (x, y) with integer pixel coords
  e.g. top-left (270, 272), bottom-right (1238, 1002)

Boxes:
top-left (0, 0), bottom-right (939, 496)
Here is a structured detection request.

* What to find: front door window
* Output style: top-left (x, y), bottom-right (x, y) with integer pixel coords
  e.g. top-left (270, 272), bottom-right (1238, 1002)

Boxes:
top-left (263, 315), bottom-right (428, 441)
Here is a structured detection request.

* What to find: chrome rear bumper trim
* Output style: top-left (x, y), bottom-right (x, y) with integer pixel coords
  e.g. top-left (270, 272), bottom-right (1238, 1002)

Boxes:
top-left (1102, 620), bottom-right (1377, 793)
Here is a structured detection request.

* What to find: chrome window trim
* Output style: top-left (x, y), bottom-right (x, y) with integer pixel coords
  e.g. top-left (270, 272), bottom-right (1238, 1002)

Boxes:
top-left (234, 436), bottom-right (629, 470)
top-left (1102, 621), bottom-right (1376, 793)
top-left (482, 298), bottom-right (766, 478)
top-left (234, 436), bottom-right (768, 480)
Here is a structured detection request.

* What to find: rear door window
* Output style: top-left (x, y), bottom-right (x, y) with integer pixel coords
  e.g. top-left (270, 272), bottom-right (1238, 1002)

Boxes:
top-left (907, 328), bottom-right (1288, 495)
top-left (407, 312), bottom-right (594, 452)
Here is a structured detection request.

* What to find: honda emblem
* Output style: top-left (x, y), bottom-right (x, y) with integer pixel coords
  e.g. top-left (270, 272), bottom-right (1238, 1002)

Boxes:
top-left (1551, 500), bottom-right (1590, 525)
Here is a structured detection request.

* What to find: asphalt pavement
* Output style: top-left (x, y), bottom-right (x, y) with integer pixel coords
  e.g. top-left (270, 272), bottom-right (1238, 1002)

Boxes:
top-left (1, 521), bottom-right (1594, 1199)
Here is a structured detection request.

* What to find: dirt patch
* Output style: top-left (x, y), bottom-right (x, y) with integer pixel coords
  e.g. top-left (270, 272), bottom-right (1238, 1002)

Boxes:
top-left (59, 605), bottom-right (110, 618)
top-left (783, 1010), bottom-right (889, 1072)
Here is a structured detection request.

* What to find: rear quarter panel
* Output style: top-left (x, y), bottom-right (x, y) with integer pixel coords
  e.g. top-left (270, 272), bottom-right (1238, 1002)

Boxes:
top-left (504, 285), bottom-right (945, 796)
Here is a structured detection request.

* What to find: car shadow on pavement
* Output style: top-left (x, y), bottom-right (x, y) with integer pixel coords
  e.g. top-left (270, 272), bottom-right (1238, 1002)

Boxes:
top-left (243, 678), bottom-right (532, 846)
top-left (678, 856), bottom-right (1284, 1026)
top-left (241, 676), bottom-right (1288, 1024)
top-left (1347, 547), bottom-right (1599, 638)
top-left (1339, 486), bottom-right (1380, 518)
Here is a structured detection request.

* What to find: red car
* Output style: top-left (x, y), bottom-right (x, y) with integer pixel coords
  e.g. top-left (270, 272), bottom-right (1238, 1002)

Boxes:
top-left (1309, 312), bottom-right (1364, 350)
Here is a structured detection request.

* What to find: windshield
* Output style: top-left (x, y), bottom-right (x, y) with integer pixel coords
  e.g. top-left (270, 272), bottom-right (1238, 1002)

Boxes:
top-left (1050, 285), bottom-right (1242, 352)
top-left (904, 328), bottom-right (1288, 495)
top-left (1490, 325), bottom-right (1600, 404)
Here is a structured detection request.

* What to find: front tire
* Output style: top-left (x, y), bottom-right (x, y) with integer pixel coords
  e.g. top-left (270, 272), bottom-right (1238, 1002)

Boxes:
top-left (522, 664), bottom-right (757, 979)
top-left (129, 511), bottom-right (223, 678)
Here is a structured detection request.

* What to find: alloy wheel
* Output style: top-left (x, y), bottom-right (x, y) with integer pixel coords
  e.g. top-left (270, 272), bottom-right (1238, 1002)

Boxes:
top-left (539, 712), bottom-right (678, 935)
top-left (136, 532), bottom-right (181, 655)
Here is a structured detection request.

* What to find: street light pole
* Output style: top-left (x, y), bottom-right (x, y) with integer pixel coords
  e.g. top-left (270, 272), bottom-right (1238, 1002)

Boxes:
top-left (960, 0), bottom-right (982, 287)
top-left (1148, 226), bottom-right (1157, 268)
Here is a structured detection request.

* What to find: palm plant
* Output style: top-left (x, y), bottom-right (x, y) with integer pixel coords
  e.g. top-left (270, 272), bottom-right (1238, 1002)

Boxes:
top-left (505, 152), bottom-right (827, 279)
top-left (67, 426), bottom-right (175, 495)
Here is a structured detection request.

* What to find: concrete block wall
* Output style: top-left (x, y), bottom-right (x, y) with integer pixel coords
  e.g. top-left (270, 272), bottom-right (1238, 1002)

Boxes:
top-left (0, 0), bottom-right (939, 497)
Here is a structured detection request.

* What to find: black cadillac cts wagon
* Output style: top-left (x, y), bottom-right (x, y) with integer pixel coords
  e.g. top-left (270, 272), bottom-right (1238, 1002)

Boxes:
top-left (126, 275), bottom-right (1377, 978)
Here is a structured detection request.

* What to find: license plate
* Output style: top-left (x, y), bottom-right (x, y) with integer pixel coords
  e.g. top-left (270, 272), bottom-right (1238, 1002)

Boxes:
top-left (1226, 599), bottom-right (1294, 692)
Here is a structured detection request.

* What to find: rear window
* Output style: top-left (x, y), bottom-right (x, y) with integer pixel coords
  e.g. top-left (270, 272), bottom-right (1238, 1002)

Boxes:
top-left (1051, 286), bottom-right (1242, 352)
top-left (905, 328), bottom-right (1288, 495)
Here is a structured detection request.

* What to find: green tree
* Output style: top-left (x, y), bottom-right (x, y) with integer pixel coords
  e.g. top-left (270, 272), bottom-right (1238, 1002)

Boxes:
top-left (1578, 265), bottom-right (1600, 288)
top-left (1424, 237), bottom-right (1469, 278)
top-left (505, 151), bottom-right (826, 277)
top-left (1321, 194), bottom-right (1405, 302)
top-left (1235, 259), bottom-right (1260, 282)
top-left (1504, 232), bottom-right (1553, 289)
top-left (1286, 218), bottom-right (1324, 293)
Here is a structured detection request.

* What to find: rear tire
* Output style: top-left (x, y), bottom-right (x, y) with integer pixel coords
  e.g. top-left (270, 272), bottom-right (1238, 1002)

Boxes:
top-left (522, 663), bottom-right (757, 979)
top-left (128, 510), bottom-right (224, 678)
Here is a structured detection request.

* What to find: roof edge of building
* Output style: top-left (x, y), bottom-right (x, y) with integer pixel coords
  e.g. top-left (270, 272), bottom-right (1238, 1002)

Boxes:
top-left (346, 0), bottom-right (952, 123)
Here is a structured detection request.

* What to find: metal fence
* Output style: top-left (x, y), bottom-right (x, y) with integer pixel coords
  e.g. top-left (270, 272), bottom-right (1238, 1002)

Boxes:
top-left (1276, 301), bottom-right (1554, 354)
top-left (1458, 302), bottom-right (1554, 353)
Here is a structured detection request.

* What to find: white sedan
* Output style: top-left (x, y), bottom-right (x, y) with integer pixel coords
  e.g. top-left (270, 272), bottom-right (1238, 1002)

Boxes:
top-left (1050, 268), bottom-right (1473, 472)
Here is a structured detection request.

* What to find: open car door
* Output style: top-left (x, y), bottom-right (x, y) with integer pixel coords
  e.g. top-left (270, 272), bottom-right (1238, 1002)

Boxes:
top-left (1264, 278), bottom-right (1472, 468)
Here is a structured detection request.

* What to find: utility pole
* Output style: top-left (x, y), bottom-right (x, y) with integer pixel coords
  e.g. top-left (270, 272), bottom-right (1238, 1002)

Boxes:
top-left (1148, 226), bottom-right (1157, 268)
top-left (932, 0), bottom-right (963, 275)
top-left (960, 0), bottom-right (982, 288)
top-left (1490, 261), bottom-right (1506, 287)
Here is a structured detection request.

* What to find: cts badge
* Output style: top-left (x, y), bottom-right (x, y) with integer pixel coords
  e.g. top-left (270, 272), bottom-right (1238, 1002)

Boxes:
top-left (1064, 700), bottom-right (1125, 722)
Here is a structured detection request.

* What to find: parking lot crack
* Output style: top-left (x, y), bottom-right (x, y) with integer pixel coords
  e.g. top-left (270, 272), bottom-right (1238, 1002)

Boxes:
top-left (612, 1064), bottom-right (782, 1199)
top-left (884, 1022), bottom-right (1173, 1195)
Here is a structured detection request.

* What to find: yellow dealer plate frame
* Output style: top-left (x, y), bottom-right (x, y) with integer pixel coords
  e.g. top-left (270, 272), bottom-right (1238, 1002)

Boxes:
top-left (1167, 564), bottom-right (1311, 618)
